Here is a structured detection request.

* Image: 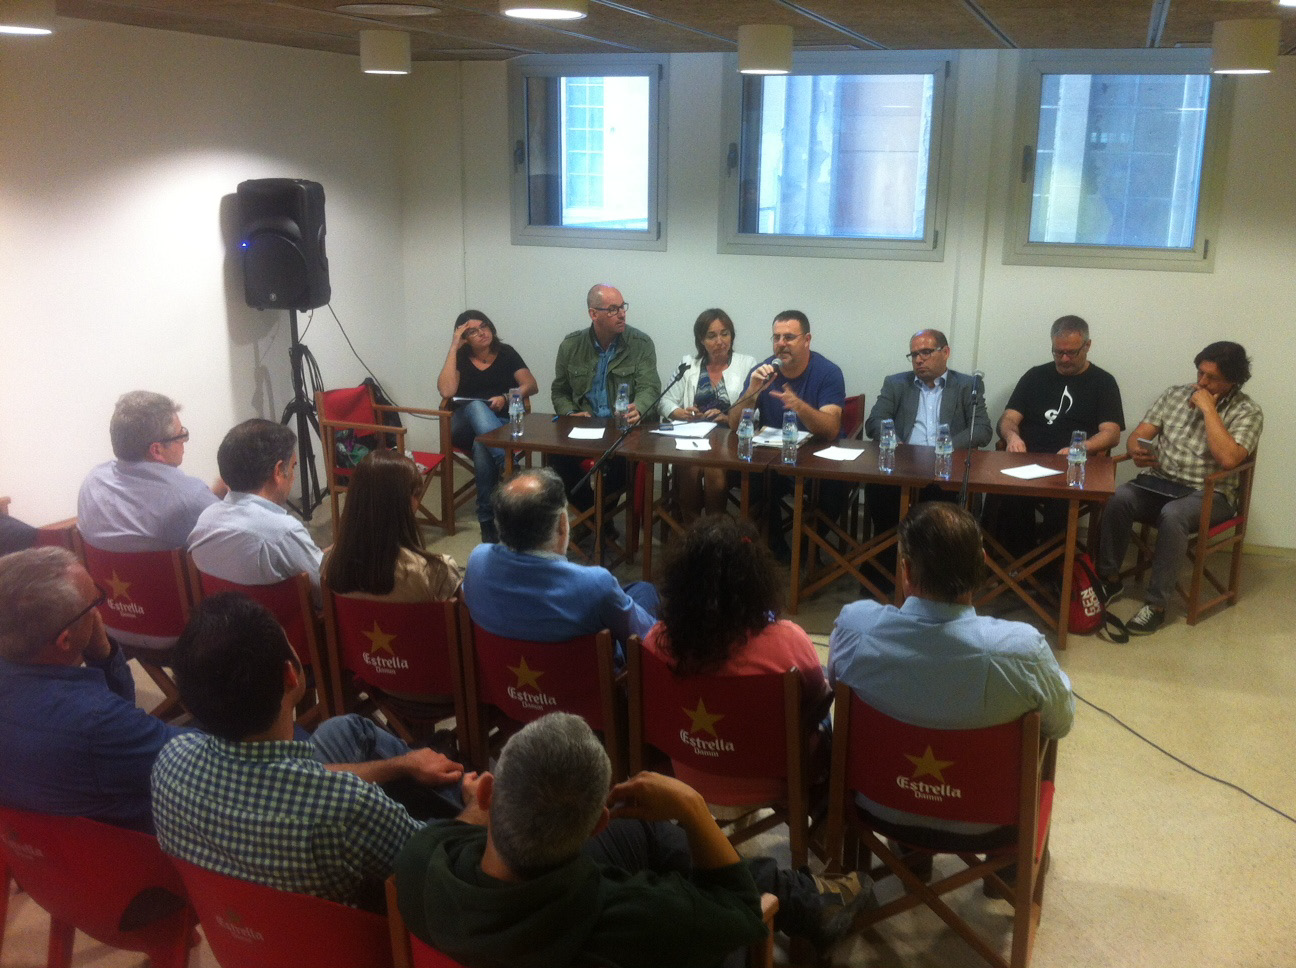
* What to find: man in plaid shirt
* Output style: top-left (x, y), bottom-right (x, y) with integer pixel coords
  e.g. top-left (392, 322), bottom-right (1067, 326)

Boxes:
top-left (1097, 342), bottom-right (1263, 635)
top-left (153, 593), bottom-right (465, 910)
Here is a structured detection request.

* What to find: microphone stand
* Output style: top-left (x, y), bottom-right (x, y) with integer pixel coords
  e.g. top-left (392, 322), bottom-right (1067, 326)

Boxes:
top-left (957, 371), bottom-right (985, 512)
top-left (572, 363), bottom-right (690, 498)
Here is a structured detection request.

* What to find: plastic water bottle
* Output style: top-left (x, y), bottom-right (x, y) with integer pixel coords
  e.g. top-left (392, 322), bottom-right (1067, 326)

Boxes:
top-left (509, 388), bottom-right (524, 439)
top-left (934, 423), bottom-right (953, 481)
top-left (879, 418), bottom-right (897, 474)
top-left (614, 383), bottom-right (630, 432)
top-left (781, 410), bottom-right (799, 465)
top-left (1067, 430), bottom-right (1087, 488)
top-left (737, 408), bottom-right (755, 462)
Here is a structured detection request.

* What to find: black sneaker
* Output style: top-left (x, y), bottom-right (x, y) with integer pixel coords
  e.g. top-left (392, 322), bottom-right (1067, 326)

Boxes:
top-left (807, 871), bottom-right (875, 949)
top-left (1127, 604), bottom-right (1165, 635)
top-left (1096, 576), bottom-right (1124, 606)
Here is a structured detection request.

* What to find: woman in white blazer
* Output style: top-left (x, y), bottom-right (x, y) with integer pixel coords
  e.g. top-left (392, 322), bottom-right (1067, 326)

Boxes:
top-left (660, 309), bottom-right (757, 520)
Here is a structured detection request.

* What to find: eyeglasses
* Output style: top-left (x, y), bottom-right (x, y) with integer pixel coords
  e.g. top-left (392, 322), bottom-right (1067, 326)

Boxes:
top-left (53, 584), bottom-right (108, 640)
top-left (771, 333), bottom-right (804, 344)
top-left (905, 348), bottom-right (941, 361)
top-left (156, 428), bottom-right (190, 445)
top-left (1051, 342), bottom-right (1090, 360)
top-left (595, 303), bottom-right (629, 315)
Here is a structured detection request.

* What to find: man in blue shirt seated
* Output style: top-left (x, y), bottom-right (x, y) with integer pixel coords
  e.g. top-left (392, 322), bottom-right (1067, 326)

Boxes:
top-left (187, 418), bottom-right (323, 601)
top-left (0, 546), bottom-right (186, 832)
top-left (828, 502), bottom-right (1073, 878)
top-left (463, 467), bottom-right (658, 655)
top-left (77, 390), bottom-right (226, 554)
top-left (395, 712), bottom-right (873, 968)
top-left (727, 310), bottom-right (847, 562)
top-left (152, 593), bottom-right (466, 910)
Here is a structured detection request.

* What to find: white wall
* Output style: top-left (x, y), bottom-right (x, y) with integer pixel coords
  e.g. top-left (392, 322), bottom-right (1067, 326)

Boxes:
top-left (0, 19), bottom-right (413, 523)
top-left (3, 22), bottom-right (1292, 548)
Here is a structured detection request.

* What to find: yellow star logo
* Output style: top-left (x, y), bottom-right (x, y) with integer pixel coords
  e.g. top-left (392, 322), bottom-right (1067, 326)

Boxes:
top-left (105, 571), bottom-right (131, 601)
top-left (905, 746), bottom-right (954, 783)
top-left (362, 621), bottom-right (395, 655)
top-left (508, 656), bottom-right (544, 690)
top-left (684, 699), bottom-right (724, 738)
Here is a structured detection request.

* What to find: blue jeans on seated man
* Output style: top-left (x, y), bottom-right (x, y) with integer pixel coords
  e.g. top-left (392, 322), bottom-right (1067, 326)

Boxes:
top-left (451, 401), bottom-right (507, 526)
top-left (306, 713), bottom-right (464, 821)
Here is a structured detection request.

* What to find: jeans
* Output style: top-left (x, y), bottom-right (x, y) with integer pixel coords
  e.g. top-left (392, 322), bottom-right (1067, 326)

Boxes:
top-left (308, 714), bottom-right (464, 820)
top-left (1097, 482), bottom-right (1235, 609)
top-left (452, 401), bottom-right (507, 524)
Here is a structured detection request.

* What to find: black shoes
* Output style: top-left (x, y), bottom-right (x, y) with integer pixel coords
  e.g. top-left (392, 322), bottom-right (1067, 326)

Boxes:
top-left (1127, 604), bottom-right (1166, 635)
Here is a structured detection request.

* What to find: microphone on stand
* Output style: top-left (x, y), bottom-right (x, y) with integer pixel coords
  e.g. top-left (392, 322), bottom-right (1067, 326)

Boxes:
top-left (958, 369), bottom-right (986, 510)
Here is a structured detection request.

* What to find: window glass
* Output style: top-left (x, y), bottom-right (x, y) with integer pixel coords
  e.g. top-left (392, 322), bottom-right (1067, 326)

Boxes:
top-left (1029, 73), bottom-right (1210, 248)
top-left (741, 72), bottom-right (934, 240)
top-left (510, 57), bottom-right (664, 250)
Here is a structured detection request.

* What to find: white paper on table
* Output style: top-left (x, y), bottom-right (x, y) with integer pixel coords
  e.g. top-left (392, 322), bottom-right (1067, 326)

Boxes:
top-left (675, 438), bottom-right (712, 451)
top-left (813, 446), bottom-right (865, 462)
top-left (753, 428), bottom-right (811, 448)
top-left (567, 427), bottom-right (606, 440)
top-left (652, 422), bottom-right (716, 439)
top-left (1000, 463), bottom-right (1064, 480)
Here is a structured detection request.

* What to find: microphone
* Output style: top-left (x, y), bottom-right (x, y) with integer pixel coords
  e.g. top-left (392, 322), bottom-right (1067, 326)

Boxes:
top-left (674, 361), bottom-right (689, 377)
top-left (769, 357), bottom-right (783, 370)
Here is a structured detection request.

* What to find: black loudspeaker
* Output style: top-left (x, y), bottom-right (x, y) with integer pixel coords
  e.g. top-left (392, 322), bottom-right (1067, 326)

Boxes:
top-left (237, 178), bottom-right (331, 310)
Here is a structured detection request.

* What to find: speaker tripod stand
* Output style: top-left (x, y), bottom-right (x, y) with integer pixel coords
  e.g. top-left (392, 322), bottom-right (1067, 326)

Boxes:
top-left (281, 308), bottom-right (325, 521)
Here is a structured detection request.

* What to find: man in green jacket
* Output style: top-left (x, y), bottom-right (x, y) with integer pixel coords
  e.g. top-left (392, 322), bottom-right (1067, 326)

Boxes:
top-left (550, 284), bottom-right (660, 519)
top-left (395, 713), bottom-right (871, 968)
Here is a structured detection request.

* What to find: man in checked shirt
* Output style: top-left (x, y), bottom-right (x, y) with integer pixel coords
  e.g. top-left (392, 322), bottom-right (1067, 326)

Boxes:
top-left (1096, 342), bottom-right (1263, 635)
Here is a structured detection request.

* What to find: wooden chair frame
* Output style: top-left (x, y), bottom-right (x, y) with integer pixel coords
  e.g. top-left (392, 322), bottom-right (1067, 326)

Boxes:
top-left (315, 387), bottom-right (456, 538)
top-left (320, 583), bottom-right (470, 750)
top-left (1116, 453), bottom-right (1258, 624)
top-left (186, 558), bottom-right (329, 729)
top-left (823, 684), bottom-right (1055, 968)
top-left (625, 637), bottom-right (820, 868)
top-left (459, 608), bottom-right (623, 776)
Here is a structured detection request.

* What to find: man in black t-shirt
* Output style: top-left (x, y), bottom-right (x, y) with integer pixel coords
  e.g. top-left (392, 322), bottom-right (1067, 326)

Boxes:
top-left (994, 316), bottom-right (1125, 555)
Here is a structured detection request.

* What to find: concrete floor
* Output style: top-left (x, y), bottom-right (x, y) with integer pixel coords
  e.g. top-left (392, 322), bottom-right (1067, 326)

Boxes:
top-left (4, 500), bottom-right (1294, 968)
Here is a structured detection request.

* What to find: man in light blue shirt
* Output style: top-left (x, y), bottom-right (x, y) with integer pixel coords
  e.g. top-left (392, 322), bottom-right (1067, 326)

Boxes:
top-left (187, 419), bottom-right (323, 600)
top-left (463, 468), bottom-right (657, 656)
top-left (78, 390), bottom-right (225, 553)
top-left (828, 502), bottom-right (1072, 835)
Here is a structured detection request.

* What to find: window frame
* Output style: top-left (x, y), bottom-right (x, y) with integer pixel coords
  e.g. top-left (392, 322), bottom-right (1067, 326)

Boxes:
top-left (508, 55), bottom-right (668, 252)
top-left (718, 50), bottom-right (957, 262)
top-left (1003, 49), bottom-right (1232, 273)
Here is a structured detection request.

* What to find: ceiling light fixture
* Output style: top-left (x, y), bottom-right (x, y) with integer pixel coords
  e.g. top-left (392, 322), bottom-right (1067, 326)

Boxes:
top-left (1211, 18), bottom-right (1280, 74)
top-left (0, 0), bottom-right (55, 36)
top-left (738, 24), bottom-right (793, 75)
top-left (335, 3), bottom-right (439, 15)
top-left (500, 0), bottom-right (587, 21)
top-left (360, 29), bottom-right (411, 74)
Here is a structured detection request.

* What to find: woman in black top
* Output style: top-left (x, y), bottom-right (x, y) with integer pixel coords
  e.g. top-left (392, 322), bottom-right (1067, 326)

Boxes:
top-left (436, 310), bottom-right (538, 542)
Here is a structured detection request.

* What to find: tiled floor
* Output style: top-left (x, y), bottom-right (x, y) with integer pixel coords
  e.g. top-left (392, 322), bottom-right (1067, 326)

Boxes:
top-left (5, 505), bottom-right (1294, 968)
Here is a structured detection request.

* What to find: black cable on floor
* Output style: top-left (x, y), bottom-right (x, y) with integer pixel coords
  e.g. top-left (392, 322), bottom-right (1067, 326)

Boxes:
top-left (1075, 690), bottom-right (1295, 825)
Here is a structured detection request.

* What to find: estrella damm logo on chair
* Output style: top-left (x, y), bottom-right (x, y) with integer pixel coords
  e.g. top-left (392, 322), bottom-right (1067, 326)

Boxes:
top-left (507, 656), bottom-right (557, 712)
top-left (361, 622), bottom-right (409, 674)
top-left (104, 570), bottom-right (145, 620)
top-left (679, 699), bottom-right (735, 758)
top-left (897, 746), bottom-right (962, 803)
top-left (215, 907), bottom-right (265, 944)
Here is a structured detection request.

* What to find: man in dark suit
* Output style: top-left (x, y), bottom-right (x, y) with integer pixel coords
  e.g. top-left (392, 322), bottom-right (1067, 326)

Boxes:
top-left (862, 329), bottom-right (991, 593)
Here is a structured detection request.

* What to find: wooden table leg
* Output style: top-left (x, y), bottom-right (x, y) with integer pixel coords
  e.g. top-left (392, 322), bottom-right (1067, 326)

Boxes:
top-left (641, 462), bottom-right (656, 580)
top-left (1056, 499), bottom-right (1080, 650)
top-left (789, 477), bottom-right (805, 614)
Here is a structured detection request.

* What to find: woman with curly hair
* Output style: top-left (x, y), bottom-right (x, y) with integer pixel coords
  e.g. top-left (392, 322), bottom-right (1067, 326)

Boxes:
top-left (323, 450), bottom-right (462, 602)
top-left (642, 515), bottom-right (829, 803)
